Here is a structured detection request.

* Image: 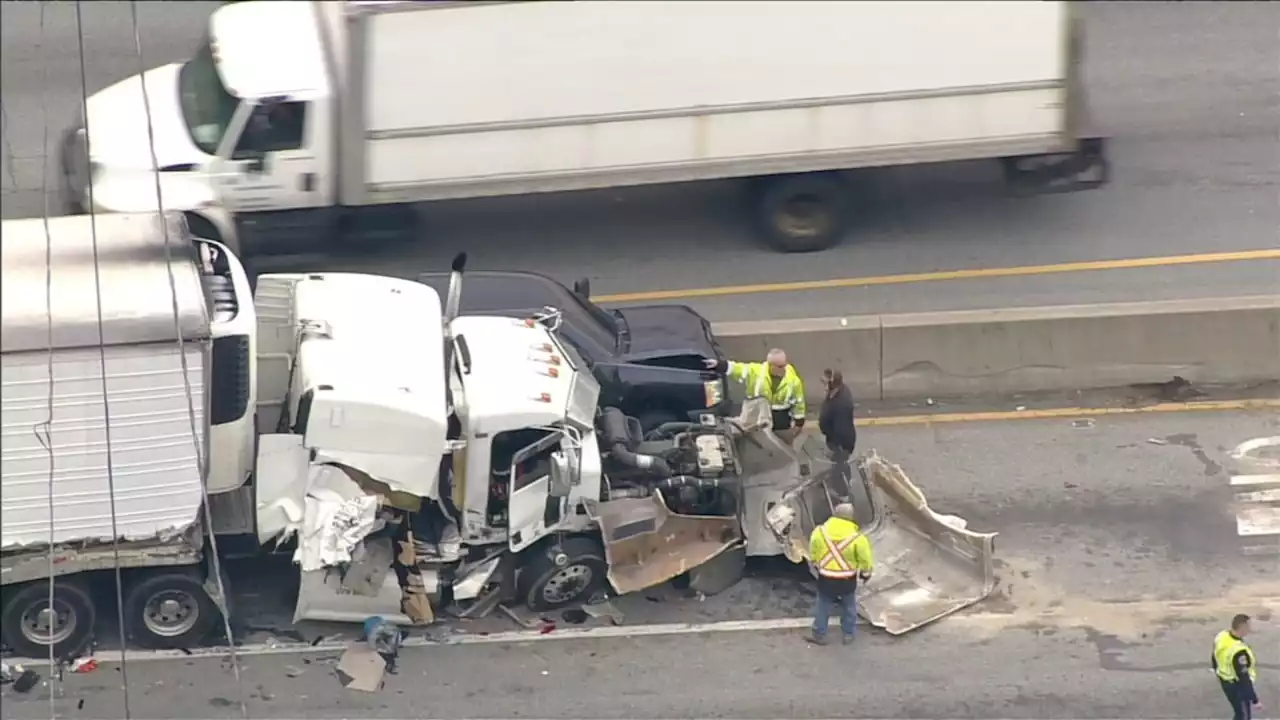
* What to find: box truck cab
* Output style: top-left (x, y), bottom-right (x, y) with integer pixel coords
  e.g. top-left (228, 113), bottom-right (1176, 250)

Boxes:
top-left (63, 0), bottom-right (1107, 256)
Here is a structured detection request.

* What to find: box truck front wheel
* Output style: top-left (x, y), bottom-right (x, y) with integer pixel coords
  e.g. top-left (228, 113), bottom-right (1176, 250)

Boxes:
top-left (0, 580), bottom-right (96, 660)
top-left (518, 536), bottom-right (608, 612)
top-left (122, 570), bottom-right (221, 650)
top-left (753, 173), bottom-right (850, 253)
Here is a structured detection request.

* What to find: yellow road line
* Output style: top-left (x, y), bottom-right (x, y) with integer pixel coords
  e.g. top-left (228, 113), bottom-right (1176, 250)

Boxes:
top-left (596, 248), bottom-right (1280, 303)
top-left (859, 397), bottom-right (1280, 427)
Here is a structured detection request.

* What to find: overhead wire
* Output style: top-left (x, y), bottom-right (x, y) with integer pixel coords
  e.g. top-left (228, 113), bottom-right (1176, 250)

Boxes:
top-left (126, 2), bottom-right (249, 717)
top-left (72, 2), bottom-right (132, 716)
top-left (34, 3), bottom-right (60, 719)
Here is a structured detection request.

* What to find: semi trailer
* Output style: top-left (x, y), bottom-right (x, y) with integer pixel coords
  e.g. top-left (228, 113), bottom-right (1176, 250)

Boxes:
top-left (60, 0), bottom-right (1108, 256)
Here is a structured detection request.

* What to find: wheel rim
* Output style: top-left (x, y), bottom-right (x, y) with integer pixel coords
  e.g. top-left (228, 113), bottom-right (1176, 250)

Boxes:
top-left (541, 564), bottom-right (594, 604)
top-left (142, 590), bottom-right (201, 637)
top-left (20, 598), bottom-right (78, 646)
top-left (775, 194), bottom-right (831, 238)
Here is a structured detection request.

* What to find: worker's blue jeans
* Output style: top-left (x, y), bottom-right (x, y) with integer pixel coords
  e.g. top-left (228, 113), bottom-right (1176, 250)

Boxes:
top-left (812, 583), bottom-right (857, 640)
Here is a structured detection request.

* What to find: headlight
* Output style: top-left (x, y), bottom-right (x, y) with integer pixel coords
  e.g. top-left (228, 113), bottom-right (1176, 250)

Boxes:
top-left (703, 378), bottom-right (725, 408)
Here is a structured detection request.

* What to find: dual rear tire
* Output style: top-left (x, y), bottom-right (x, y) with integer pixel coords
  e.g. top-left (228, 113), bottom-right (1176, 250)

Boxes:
top-left (0, 569), bottom-right (222, 659)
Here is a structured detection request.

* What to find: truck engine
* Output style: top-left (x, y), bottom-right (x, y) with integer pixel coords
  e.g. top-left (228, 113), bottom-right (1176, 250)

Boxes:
top-left (595, 407), bottom-right (740, 516)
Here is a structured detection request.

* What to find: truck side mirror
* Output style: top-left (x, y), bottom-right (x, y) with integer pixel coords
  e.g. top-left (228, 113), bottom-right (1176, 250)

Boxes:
top-left (548, 451), bottom-right (572, 497)
top-left (572, 278), bottom-right (591, 299)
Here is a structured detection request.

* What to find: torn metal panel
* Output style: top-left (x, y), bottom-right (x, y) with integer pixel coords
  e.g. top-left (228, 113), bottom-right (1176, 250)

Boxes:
top-left (594, 493), bottom-right (742, 595)
top-left (765, 445), bottom-right (997, 635)
top-left (0, 523), bottom-right (204, 585)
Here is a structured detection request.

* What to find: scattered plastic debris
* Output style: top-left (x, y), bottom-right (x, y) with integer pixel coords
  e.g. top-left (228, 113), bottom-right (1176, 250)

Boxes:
top-left (1071, 419), bottom-right (1095, 429)
top-left (285, 665), bottom-right (304, 678)
top-left (538, 622), bottom-right (557, 635)
top-left (581, 600), bottom-right (625, 626)
top-left (70, 657), bottom-right (99, 674)
top-left (1147, 438), bottom-right (1167, 445)
top-left (1015, 406), bottom-right (1027, 412)
top-left (561, 609), bottom-right (588, 624)
top-left (11, 668), bottom-right (40, 693)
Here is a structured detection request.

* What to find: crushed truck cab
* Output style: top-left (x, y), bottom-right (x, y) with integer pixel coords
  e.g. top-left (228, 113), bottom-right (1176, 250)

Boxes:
top-left (248, 263), bottom-right (997, 634)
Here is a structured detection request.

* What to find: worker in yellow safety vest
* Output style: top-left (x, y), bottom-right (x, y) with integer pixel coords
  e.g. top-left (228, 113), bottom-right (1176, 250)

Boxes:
top-left (1214, 614), bottom-right (1261, 720)
top-left (705, 348), bottom-right (806, 432)
top-left (806, 503), bottom-right (873, 645)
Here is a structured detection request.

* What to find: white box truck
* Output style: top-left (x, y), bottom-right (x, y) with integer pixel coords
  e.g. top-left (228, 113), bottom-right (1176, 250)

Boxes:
top-left (61, 0), bottom-right (1108, 256)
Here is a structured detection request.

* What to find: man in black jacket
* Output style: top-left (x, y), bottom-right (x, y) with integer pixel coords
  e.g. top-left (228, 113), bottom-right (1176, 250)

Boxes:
top-left (818, 369), bottom-right (857, 474)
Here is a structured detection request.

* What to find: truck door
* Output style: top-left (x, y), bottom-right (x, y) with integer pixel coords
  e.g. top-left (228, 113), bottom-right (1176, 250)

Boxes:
top-left (507, 432), bottom-right (569, 552)
top-left (210, 100), bottom-right (328, 215)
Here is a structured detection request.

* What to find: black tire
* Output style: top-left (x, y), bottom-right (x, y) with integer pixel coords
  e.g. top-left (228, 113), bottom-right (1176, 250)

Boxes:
top-left (637, 409), bottom-right (680, 433)
top-left (122, 570), bottom-right (221, 650)
top-left (0, 580), bottom-right (96, 660)
top-left (752, 173), bottom-right (850, 253)
top-left (517, 536), bottom-right (608, 612)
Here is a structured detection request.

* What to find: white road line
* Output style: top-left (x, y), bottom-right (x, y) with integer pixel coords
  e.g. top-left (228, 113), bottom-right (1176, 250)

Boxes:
top-left (10, 596), bottom-right (1280, 667)
top-left (1230, 439), bottom-right (1280, 548)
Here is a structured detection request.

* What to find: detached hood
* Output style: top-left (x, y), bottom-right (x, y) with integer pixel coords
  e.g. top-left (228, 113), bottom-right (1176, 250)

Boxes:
top-left (614, 304), bottom-right (722, 363)
top-left (85, 63), bottom-right (210, 171)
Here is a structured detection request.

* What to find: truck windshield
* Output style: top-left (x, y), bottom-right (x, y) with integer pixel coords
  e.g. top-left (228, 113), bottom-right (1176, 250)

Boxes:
top-left (178, 35), bottom-right (241, 155)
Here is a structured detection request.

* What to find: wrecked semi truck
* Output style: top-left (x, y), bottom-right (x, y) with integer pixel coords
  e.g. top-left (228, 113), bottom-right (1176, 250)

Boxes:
top-left (1, 215), bottom-right (999, 659)
top-left (254, 262), bottom-right (1002, 634)
top-left (0, 212), bottom-right (258, 659)
top-left (61, 0), bottom-right (1107, 256)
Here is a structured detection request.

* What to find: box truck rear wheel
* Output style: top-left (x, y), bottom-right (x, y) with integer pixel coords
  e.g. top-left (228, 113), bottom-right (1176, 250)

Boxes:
top-left (0, 580), bottom-right (96, 660)
top-left (122, 570), bottom-right (221, 650)
top-left (518, 536), bottom-right (608, 612)
top-left (753, 173), bottom-right (849, 253)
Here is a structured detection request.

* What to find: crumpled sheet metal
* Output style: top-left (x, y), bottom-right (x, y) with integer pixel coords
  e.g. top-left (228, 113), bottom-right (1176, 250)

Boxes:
top-left (593, 493), bottom-right (742, 596)
top-left (766, 451), bottom-right (998, 635)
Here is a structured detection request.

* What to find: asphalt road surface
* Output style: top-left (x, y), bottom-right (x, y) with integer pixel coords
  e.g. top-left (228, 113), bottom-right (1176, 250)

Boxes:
top-left (6, 407), bottom-right (1274, 719)
top-left (1, 2), bottom-right (1278, 321)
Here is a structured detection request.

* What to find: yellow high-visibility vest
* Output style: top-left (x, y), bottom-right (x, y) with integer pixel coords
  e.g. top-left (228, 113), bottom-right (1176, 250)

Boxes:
top-left (726, 361), bottom-right (807, 418)
top-left (808, 517), bottom-right (873, 579)
top-left (1214, 629), bottom-right (1257, 682)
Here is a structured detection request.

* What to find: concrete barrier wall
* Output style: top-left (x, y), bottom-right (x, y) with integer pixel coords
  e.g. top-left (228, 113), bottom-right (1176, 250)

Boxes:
top-left (712, 296), bottom-right (1280, 402)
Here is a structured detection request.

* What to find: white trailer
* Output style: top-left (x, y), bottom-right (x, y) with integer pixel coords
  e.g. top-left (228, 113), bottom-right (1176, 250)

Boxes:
top-left (0, 212), bottom-right (258, 658)
top-left (62, 0), bottom-right (1108, 255)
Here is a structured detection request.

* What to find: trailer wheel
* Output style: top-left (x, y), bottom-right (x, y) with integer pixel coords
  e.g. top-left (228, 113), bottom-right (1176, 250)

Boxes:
top-left (752, 173), bottom-right (849, 253)
top-left (0, 581), bottom-right (96, 660)
top-left (122, 570), bottom-right (220, 650)
top-left (518, 536), bottom-right (608, 612)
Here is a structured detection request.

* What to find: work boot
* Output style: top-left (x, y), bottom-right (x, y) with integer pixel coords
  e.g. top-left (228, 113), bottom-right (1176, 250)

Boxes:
top-left (805, 632), bottom-right (828, 646)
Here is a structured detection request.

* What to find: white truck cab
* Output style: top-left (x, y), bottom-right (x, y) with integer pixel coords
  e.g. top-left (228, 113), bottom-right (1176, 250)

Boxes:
top-left (251, 265), bottom-right (605, 623)
top-left (61, 1), bottom-right (336, 254)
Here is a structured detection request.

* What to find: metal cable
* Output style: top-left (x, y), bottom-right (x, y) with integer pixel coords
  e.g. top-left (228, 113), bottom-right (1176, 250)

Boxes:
top-left (73, 3), bottom-right (131, 716)
top-left (0, 103), bottom-right (19, 191)
top-left (127, 3), bottom-right (248, 716)
top-left (35, 4), bottom-right (60, 718)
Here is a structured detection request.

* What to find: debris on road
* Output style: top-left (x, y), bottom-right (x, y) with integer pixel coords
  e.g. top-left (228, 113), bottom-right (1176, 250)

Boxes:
top-left (335, 644), bottom-right (387, 693)
top-left (581, 600), bottom-right (625, 626)
top-left (69, 657), bottom-right (99, 674)
top-left (1, 662), bottom-right (41, 694)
